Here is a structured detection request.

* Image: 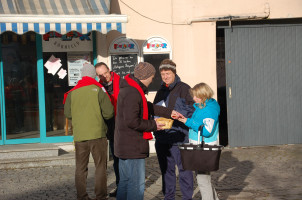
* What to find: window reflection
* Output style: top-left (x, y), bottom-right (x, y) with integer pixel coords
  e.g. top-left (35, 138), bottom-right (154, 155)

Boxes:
top-left (143, 54), bottom-right (170, 91)
top-left (1, 32), bottom-right (39, 139)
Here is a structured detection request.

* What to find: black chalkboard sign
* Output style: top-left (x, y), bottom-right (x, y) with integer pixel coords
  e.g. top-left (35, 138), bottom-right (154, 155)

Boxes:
top-left (143, 53), bottom-right (170, 91)
top-left (111, 54), bottom-right (138, 78)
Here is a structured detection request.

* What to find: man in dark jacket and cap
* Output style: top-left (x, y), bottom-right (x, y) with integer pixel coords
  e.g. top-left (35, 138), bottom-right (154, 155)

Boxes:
top-left (114, 62), bottom-right (180, 200)
top-left (153, 59), bottom-right (195, 200)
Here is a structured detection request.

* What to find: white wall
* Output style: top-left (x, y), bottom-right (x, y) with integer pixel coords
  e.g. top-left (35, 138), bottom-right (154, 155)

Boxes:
top-left (108, 0), bottom-right (302, 101)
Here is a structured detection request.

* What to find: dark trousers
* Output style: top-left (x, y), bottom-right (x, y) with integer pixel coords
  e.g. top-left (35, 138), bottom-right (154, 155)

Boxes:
top-left (155, 142), bottom-right (194, 200)
top-left (75, 138), bottom-right (107, 200)
top-left (109, 138), bottom-right (120, 186)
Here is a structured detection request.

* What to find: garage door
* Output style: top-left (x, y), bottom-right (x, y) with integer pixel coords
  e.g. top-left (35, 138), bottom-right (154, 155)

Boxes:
top-left (225, 24), bottom-right (302, 147)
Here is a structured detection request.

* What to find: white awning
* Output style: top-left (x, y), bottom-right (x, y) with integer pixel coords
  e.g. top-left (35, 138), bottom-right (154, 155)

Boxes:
top-left (0, 0), bottom-right (127, 34)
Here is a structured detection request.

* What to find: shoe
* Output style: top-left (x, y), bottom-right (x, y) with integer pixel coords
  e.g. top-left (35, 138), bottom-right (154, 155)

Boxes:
top-left (109, 188), bottom-right (117, 197)
top-left (78, 197), bottom-right (95, 200)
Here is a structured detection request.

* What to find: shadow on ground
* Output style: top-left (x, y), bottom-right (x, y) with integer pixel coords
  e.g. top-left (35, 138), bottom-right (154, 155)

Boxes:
top-left (202, 151), bottom-right (254, 200)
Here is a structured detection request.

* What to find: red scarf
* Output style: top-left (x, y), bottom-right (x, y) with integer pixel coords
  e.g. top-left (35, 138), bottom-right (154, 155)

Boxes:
top-left (99, 72), bottom-right (120, 115)
top-left (63, 76), bottom-right (108, 104)
top-left (124, 74), bottom-right (153, 140)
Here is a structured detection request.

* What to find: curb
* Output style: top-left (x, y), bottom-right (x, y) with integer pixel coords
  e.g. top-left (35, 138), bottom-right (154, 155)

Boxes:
top-left (0, 153), bottom-right (76, 169)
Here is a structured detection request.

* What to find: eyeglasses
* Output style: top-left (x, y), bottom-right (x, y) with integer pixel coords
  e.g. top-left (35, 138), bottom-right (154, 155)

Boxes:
top-left (98, 70), bottom-right (110, 77)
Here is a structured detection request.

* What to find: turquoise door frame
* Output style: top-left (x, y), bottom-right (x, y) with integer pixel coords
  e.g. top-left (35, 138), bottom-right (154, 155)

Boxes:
top-left (93, 32), bottom-right (97, 65)
top-left (0, 33), bottom-right (75, 145)
top-left (37, 34), bottom-right (74, 144)
top-left (0, 36), bottom-right (3, 145)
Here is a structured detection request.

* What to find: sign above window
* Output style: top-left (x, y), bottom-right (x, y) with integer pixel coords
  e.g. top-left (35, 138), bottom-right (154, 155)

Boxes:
top-left (142, 37), bottom-right (171, 53)
top-left (42, 31), bottom-right (93, 52)
top-left (109, 37), bottom-right (139, 54)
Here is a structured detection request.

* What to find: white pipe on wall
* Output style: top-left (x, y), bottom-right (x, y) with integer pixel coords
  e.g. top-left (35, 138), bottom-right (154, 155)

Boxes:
top-left (186, 3), bottom-right (270, 24)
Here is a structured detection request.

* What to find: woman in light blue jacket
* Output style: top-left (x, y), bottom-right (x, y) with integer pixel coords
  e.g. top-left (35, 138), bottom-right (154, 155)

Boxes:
top-left (178, 82), bottom-right (220, 200)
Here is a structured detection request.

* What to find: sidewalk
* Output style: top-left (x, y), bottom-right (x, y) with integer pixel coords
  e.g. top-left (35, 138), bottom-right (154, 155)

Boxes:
top-left (0, 144), bottom-right (301, 199)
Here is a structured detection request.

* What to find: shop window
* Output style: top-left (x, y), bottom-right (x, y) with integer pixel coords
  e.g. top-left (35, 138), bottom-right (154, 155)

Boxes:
top-left (143, 54), bottom-right (170, 91)
top-left (43, 52), bottom-right (68, 136)
top-left (1, 32), bottom-right (39, 139)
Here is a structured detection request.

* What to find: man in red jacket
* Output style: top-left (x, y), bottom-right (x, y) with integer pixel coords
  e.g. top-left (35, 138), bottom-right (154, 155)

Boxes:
top-left (95, 62), bottom-right (120, 197)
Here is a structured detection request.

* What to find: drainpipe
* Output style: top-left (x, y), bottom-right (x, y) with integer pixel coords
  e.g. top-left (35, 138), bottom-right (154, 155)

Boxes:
top-left (186, 3), bottom-right (270, 24)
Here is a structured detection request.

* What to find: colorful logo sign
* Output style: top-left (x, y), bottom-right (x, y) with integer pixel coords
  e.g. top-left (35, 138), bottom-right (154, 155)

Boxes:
top-left (109, 37), bottom-right (139, 53)
top-left (113, 43), bottom-right (135, 50)
top-left (143, 37), bottom-right (171, 53)
top-left (146, 42), bottom-right (167, 50)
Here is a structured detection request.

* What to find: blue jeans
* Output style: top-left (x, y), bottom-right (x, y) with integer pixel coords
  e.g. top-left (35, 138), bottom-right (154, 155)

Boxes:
top-left (116, 158), bottom-right (145, 200)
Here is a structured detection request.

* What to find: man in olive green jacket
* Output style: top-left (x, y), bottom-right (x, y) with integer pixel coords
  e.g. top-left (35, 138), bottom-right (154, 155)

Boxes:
top-left (64, 63), bottom-right (114, 200)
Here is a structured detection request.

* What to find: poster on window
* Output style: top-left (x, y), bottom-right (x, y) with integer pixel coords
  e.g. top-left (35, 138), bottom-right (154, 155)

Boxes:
top-left (67, 52), bottom-right (91, 86)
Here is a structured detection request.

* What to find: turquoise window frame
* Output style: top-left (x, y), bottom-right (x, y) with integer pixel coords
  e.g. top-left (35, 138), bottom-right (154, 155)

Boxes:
top-left (93, 31), bottom-right (97, 65)
top-left (0, 36), bottom-right (3, 145)
top-left (36, 34), bottom-right (47, 143)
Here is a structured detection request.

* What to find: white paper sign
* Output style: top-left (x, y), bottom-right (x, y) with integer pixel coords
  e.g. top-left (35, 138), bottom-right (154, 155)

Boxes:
top-left (57, 68), bottom-right (67, 79)
top-left (67, 53), bottom-right (91, 86)
top-left (44, 55), bottom-right (62, 75)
